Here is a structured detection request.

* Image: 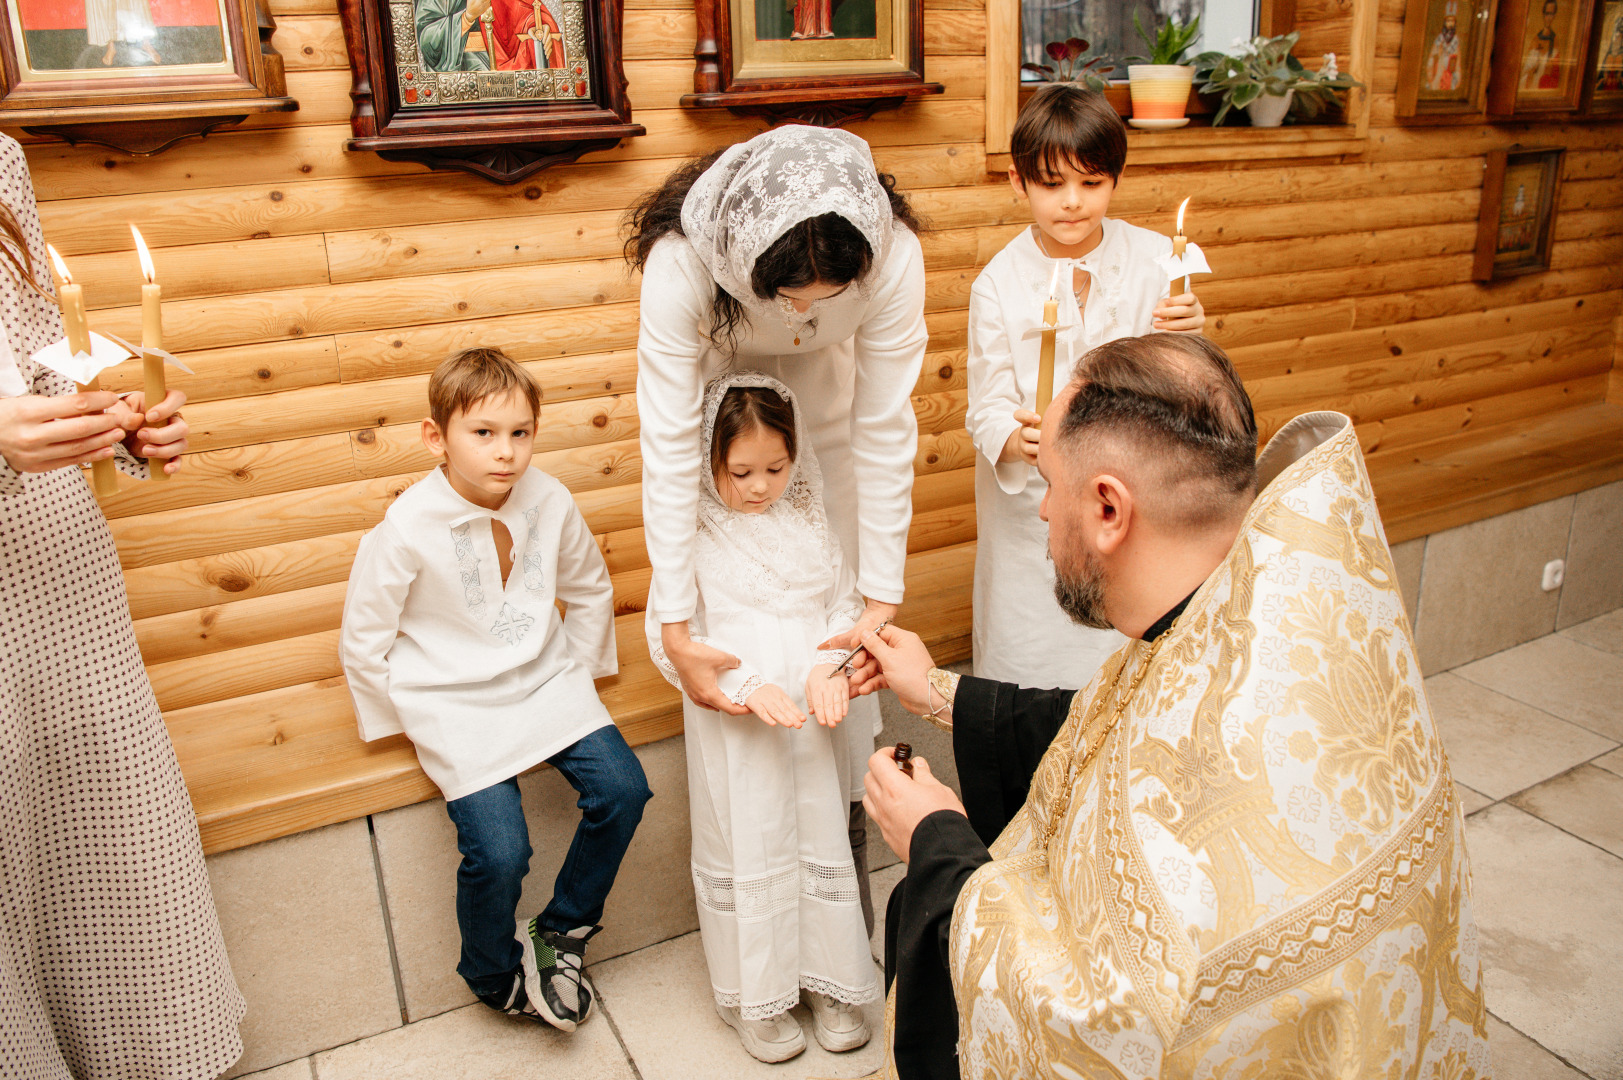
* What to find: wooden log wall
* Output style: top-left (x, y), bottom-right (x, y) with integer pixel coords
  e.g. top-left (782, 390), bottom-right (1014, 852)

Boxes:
top-left (11, 0), bottom-right (1620, 852)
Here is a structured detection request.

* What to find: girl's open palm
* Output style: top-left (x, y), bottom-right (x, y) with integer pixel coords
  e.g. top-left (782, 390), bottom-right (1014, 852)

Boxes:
top-left (744, 682), bottom-right (806, 728)
top-left (805, 664), bottom-right (849, 726)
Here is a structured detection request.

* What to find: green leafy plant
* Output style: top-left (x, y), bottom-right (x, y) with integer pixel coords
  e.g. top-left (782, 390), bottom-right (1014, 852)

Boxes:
top-left (1192, 33), bottom-right (1362, 125)
top-left (1124, 10), bottom-right (1201, 66)
top-left (1021, 38), bottom-right (1116, 89)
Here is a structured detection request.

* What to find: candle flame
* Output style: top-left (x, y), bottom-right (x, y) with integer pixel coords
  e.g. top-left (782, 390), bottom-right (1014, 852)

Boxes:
top-left (1047, 259), bottom-right (1062, 301)
top-left (130, 224), bottom-right (155, 283)
top-left (46, 244), bottom-right (71, 286)
top-left (1175, 196), bottom-right (1191, 235)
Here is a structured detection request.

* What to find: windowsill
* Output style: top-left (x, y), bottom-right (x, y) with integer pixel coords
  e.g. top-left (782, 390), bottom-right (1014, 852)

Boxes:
top-left (986, 121), bottom-right (1364, 174)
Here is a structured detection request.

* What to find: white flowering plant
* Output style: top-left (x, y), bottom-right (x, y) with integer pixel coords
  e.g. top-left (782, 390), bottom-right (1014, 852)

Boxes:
top-left (1192, 33), bottom-right (1362, 125)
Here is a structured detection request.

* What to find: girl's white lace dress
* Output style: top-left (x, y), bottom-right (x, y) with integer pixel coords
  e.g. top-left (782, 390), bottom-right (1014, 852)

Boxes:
top-left (651, 372), bottom-right (880, 1019)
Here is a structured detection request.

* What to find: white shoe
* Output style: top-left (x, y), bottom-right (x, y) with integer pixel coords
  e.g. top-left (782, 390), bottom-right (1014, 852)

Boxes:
top-left (805, 990), bottom-right (870, 1052)
top-left (715, 1002), bottom-right (807, 1063)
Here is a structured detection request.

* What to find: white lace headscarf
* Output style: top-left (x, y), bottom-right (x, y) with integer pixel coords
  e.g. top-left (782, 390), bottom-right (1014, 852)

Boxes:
top-left (650, 371), bottom-right (857, 690)
top-left (679, 125), bottom-right (895, 319)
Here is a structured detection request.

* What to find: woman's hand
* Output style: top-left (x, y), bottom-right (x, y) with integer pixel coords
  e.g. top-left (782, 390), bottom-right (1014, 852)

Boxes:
top-left (745, 682), bottom-right (806, 728)
top-left (1153, 292), bottom-right (1206, 334)
top-left (0, 390), bottom-right (129, 474)
top-left (805, 664), bottom-right (849, 727)
top-left (817, 599), bottom-right (898, 697)
top-left (998, 409), bottom-right (1042, 466)
top-left (662, 622), bottom-right (751, 715)
top-left (110, 389), bottom-right (189, 475)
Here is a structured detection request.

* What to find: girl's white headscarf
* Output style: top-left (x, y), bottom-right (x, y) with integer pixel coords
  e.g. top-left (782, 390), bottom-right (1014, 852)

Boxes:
top-left (679, 125), bottom-right (894, 316)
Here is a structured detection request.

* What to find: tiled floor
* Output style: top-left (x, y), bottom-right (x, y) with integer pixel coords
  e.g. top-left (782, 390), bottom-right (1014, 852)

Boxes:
top-left (240, 609), bottom-right (1623, 1080)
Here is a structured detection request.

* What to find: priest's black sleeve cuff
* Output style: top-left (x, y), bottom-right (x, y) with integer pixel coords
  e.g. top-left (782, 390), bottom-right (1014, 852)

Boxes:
top-left (953, 676), bottom-right (1076, 846)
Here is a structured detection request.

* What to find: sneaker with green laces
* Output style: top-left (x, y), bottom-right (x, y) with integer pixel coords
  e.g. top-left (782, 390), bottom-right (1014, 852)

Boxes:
top-left (518, 919), bottom-right (600, 1032)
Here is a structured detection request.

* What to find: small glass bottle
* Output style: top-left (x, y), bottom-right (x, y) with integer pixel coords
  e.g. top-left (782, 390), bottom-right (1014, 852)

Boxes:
top-left (893, 742), bottom-right (914, 777)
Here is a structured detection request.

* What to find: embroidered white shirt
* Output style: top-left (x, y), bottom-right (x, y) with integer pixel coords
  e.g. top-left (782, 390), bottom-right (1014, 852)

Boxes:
top-left (340, 466), bottom-right (617, 801)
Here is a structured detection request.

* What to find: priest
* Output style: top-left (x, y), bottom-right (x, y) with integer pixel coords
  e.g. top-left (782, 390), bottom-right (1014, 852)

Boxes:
top-left (858, 333), bottom-right (1491, 1079)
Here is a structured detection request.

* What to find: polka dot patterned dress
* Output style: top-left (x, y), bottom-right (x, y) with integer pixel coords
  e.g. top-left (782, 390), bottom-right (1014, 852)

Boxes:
top-left (0, 137), bottom-right (245, 1079)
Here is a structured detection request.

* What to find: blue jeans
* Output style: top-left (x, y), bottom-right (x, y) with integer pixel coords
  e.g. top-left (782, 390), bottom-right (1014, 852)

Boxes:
top-left (443, 724), bottom-right (652, 998)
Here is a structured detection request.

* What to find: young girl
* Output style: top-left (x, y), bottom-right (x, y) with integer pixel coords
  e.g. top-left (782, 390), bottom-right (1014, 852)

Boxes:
top-left (650, 371), bottom-right (878, 1063)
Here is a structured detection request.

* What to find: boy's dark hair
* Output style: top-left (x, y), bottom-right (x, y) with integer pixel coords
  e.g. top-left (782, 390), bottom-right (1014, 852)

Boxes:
top-left (710, 386), bottom-right (798, 485)
top-left (428, 347), bottom-right (541, 431)
top-left (623, 149), bottom-right (922, 352)
top-left (1056, 333), bottom-right (1257, 527)
top-left (1011, 83), bottom-right (1129, 183)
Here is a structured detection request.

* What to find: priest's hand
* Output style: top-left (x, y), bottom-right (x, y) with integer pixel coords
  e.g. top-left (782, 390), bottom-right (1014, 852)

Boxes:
top-left (0, 390), bottom-right (127, 474)
top-left (110, 389), bottom-right (189, 476)
top-left (818, 598), bottom-right (896, 698)
top-left (863, 748), bottom-right (965, 865)
top-left (661, 622), bottom-right (751, 715)
top-left (1152, 291), bottom-right (1205, 333)
top-left (855, 624), bottom-right (937, 714)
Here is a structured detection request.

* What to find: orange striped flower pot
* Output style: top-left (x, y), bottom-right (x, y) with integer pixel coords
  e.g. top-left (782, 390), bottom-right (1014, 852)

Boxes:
top-left (1127, 64), bottom-right (1196, 120)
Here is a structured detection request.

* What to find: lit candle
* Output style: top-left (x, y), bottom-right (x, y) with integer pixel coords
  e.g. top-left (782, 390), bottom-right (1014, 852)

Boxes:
top-left (1034, 259), bottom-right (1061, 415)
top-left (1173, 197), bottom-right (1191, 295)
top-left (131, 225), bottom-right (167, 483)
top-left (47, 245), bottom-right (118, 497)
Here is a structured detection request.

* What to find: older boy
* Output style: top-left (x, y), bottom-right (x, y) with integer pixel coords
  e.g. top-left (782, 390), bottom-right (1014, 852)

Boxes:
top-left (341, 347), bottom-right (651, 1031)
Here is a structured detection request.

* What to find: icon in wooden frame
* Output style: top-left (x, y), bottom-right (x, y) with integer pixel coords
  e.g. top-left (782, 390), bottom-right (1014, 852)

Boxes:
top-left (682, 0), bottom-right (942, 127)
top-left (1474, 146), bottom-right (1564, 281)
top-left (1396, 0), bottom-right (1502, 121)
top-left (1488, 0), bottom-right (1597, 115)
top-left (1581, 0), bottom-right (1623, 111)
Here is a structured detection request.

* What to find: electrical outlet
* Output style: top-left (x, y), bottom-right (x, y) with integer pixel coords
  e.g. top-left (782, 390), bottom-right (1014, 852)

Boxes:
top-left (1542, 559), bottom-right (1565, 592)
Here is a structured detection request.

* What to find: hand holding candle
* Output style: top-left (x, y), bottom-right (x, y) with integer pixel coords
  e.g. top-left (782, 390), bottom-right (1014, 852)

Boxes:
top-left (131, 225), bottom-right (167, 483)
top-left (1034, 259), bottom-right (1062, 416)
top-left (46, 245), bottom-right (118, 497)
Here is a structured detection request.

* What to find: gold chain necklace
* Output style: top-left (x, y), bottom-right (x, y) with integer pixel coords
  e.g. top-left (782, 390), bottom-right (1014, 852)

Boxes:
top-left (1040, 638), bottom-right (1164, 847)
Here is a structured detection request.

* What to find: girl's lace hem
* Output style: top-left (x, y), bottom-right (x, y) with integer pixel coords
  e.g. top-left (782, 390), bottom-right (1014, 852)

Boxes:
top-left (713, 973), bottom-right (880, 1021)
top-left (692, 858), bottom-right (861, 921)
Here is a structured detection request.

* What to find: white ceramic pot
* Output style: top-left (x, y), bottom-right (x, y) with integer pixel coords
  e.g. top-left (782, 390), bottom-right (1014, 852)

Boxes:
top-left (1245, 88), bottom-right (1294, 127)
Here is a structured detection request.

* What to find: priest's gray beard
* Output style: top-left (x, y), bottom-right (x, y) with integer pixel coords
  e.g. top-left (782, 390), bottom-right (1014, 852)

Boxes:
top-left (1051, 542), bottom-right (1112, 630)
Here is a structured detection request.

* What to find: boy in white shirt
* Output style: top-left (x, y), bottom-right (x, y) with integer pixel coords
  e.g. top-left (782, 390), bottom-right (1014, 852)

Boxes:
top-left (966, 84), bottom-right (1208, 689)
top-left (341, 348), bottom-right (651, 1032)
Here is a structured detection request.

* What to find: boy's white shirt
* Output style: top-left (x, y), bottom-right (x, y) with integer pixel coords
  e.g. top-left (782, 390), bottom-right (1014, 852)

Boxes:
top-left (340, 465), bottom-right (618, 802)
top-left (965, 218), bottom-right (1173, 687)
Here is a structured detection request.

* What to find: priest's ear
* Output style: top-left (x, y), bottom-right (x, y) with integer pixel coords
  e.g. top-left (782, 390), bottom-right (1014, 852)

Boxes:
top-left (1089, 472), bottom-right (1134, 557)
top-left (421, 417), bottom-right (447, 461)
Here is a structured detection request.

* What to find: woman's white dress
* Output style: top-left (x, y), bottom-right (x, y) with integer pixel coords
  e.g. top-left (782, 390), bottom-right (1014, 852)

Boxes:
top-left (965, 219), bottom-right (1172, 688)
top-left (655, 372), bottom-right (879, 1018)
top-left (636, 127), bottom-right (927, 798)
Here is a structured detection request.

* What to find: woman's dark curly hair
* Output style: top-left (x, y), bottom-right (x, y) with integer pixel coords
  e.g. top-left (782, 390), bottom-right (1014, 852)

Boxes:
top-left (624, 147), bottom-right (922, 352)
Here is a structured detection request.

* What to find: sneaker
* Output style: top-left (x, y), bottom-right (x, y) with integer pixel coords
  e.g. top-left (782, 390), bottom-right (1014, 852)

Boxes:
top-left (715, 1001), bottom-right (807, 1063)
top-left (476, 971), bottom-right (546, 1026)
top-left (805, 990), bottom-right (870, 1052)
top-left (518, 920), bottom-right (600, 1031)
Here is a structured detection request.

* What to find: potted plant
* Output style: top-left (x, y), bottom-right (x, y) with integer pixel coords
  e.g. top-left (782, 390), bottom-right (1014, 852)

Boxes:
top-left (1124, 10), bottom-right (1202, 129)
top-left (1021, 37), bottom-right (1115, 90)
top-left (1193, 34), bottom-right (1362, 127)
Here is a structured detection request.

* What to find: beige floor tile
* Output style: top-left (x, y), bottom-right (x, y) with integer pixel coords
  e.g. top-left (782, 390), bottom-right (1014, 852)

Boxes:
top-left (1413, 496), bottom-right (1572, 674)
top-left (373, 735), bottom-right (700, 1023)
top-left (1455, 635), bottom-right (1623, 741)
top-left (869, 862), bottom-right (905, 963)
top-left (1558, 479), bottom-right (1623, 629)
top-left (1456, 782), bottom-right (1494, 816)
top-left (1510, 764), bottom-right (1623, 857)
top-left (1465, 803), bottom-right (1623, 1078)
top-left (592, 933), bottom-right (886, 1080)
top-left (1390, 536), bottom-right (1424, 628)
top-left (1426, 673), bottom-right (1617, 799)
top-left (208, 819), bottom-right (401, 1077)
top-left (231, 1059), bottom-right (313, 1080)
top-left (1487, 1014), bottom-right (1590, 1080)
top-left (1561, 608), bottom-right (1623, 656)
top-left (1594, 746), bottom-right (1623, 779)
top-left (312, 1001), bottom-right (635, 1080)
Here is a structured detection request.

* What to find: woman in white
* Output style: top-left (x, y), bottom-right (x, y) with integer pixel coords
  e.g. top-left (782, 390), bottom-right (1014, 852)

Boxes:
top-left (651, 371), bottom-right (878, 1062)
top-left (627, 126), bottom-right (927, 930)
top-left (966, 218), bottom-right (1177, 687)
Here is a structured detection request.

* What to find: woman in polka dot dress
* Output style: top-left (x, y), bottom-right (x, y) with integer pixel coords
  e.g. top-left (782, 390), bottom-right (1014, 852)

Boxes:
top-left (0, 136), bottom-right (246, 1079)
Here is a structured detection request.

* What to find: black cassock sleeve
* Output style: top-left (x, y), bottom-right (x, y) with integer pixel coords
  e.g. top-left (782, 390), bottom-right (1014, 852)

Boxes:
top-left (884, 677), bottom-right (1075, 1080)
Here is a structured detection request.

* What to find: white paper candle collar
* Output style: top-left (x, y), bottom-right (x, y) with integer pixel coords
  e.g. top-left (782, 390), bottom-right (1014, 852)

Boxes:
top-left (31, 331), bottom-right (193, 386)
top-left (1158, 242), bottom-right (1212, 281)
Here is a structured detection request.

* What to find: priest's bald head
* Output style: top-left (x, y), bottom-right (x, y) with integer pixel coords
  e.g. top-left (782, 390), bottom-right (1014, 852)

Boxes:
top-left (1037, 332), bottom-right (1257, 639)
